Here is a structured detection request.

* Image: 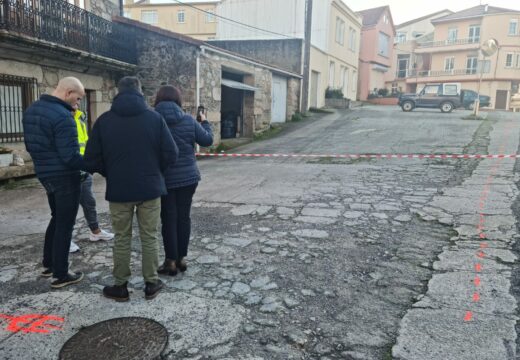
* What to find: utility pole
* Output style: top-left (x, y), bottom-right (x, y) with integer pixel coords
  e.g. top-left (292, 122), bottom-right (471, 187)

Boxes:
top-left (301, 0), bottom-right (312, 113)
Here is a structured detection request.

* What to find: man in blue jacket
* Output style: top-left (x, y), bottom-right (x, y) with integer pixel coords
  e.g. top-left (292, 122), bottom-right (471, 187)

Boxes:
top-left (84, 76), bottom-right (178, 302)
top-left (23, 77), bottom-right (86, 289)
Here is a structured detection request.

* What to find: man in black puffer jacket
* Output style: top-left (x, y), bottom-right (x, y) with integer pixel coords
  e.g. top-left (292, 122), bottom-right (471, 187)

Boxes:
top-left (23, 76), bottom-right (86, 289)
top-left (84, 77), bottom-right (178, 302)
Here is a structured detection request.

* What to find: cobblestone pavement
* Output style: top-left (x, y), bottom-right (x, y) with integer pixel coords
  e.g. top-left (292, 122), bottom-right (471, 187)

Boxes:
top-left (1, 106), bottom-right (519, 359)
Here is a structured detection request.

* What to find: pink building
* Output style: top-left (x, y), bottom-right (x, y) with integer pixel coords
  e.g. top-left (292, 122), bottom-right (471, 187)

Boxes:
top-left (357, 6), bottom-right (396, 100)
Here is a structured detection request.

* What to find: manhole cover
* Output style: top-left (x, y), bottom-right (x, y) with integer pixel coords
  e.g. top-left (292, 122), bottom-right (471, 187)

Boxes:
top-left (59, 317), bottom-right (168, 360)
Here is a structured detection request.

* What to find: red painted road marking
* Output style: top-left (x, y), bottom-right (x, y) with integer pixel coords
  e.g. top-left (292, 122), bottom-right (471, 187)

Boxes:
top-left (464, 311), bottom-right (473, 322)
top-left (474, 277), bottom-right (481, 286)
top-left (473, 293), bottom-right (480, 302)
top-left (0, 314), bottom-right (64, 334)
top-left (475, 263), bottom-right (482, 272)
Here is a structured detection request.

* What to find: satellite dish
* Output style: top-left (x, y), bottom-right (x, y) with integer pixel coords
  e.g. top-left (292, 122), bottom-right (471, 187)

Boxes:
top-left (481, 38), bottom-right (498, 57)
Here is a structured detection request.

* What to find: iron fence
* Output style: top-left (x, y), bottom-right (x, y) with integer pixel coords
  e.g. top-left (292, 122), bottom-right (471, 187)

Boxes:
top-left (0, 74), bottom-right (38, 143)
top-left (0, 0), bottom-right (136, 64)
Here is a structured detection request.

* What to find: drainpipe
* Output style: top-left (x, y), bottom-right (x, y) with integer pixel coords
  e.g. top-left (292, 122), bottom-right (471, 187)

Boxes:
top-left (196, 51), bottom-right (200, 108)
top-left (196, 50), bottom-right (201, 153)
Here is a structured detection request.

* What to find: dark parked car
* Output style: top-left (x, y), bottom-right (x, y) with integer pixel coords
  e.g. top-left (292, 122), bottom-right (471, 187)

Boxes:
top-left (398, 83), bottom-right (462, 113)
top-left (461, 89), bottom-right (491, 110)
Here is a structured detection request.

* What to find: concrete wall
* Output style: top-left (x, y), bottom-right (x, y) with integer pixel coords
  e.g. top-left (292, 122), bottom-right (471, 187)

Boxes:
top-left (208, 39), bottom-right (303, 74)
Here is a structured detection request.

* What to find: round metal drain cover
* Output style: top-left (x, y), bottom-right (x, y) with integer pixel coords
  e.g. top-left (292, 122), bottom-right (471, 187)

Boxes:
top-left (59, 317), bottom-right (168, 360)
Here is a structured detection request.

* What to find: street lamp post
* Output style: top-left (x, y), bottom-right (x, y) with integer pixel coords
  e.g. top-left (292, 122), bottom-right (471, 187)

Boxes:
top-left (474, 38), bottom-right (498, 117)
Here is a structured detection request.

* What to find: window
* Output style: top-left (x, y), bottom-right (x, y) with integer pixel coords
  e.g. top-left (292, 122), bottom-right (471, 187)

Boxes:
top-left (349, 27), bottom-right (356, 51)
top-left (444, 84), bottom-right (458, 96)
top-left (340, 66), bottom-right (349, 94)
top-left (516, 54), bottom-right (520, 68)
top-left (141, 10), bottom-right (157, 25)
top-left (0, 75), bottom-right (38, 143)
top-left (506, 53), bottom-right (514, 67)
top-left (383, 14), bottom-right (389, 24)
top-left (468, 25), bottom-right (480, 43)
top-left (510, 20), bottom-right (519, 36)
top-left (422, 85), bottom-right (440, 95)
top-left (378, 32), bottom-right (390, 57)
top-left (177, 10), bottom-right (185, 23)
top-left (396, 32), bottom-right (407, 44)
top-left (466, 57), bottom-right (478, 74)
top-left (447, 27), bottom-right (458, 42)
top-left (206, 10), bottom-right (215, 23)
top-left (444, 57), bottom-right (455, 72)
top-left (123, 11), bottom-right (131, 18)
top-left (329, 62), bottom-right (335, 88)
top-left (335, 17), bottom-right (345, 45)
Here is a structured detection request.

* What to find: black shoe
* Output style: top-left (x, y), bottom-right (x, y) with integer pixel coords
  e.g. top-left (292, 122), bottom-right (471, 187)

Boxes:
top-left (41, 268), bottom-right (52, 278)
top-left (103, 283), bottom-right (130, 302)
top-left (176, 258), bottom-right (187, 273)
top-left (144, 279), bottom-right (164, 300)
top-left (51, 272), bottom-right (84, 289)
top-left (158, 259), bottom-right (178, 276)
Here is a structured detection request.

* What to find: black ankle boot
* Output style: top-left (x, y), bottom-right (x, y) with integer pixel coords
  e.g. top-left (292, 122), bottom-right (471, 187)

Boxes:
top-left (176, 258), bottom-right (187, 272)
top-left (103, 282), bottom-right (129, 302)
top-left (145, 279), bottom-right (164, 300)
top-left (158, 259), bottom-right (178, 276)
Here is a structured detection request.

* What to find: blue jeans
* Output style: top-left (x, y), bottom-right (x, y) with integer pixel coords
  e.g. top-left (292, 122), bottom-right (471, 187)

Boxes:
top-left (40, 174), bottom-right (81, 279)
top-left (80, 174), bottom-right (99, 231)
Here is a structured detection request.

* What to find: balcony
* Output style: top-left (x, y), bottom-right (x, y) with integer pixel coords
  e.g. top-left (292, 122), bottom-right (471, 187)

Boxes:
top-left (401, 68), bottom-right (490, 84)
top-left (415, 37), bottom-right (480, 54)
top-left (0, 0), bottom-right (137, 64)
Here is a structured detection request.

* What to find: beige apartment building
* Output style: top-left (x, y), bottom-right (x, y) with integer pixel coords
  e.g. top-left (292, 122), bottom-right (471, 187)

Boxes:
top-left (387, 9), bottom-right (453, 93)
top-left (400, 5), bottom-right (520, 110)
top-left (123, 0), bottom-right (219, 40)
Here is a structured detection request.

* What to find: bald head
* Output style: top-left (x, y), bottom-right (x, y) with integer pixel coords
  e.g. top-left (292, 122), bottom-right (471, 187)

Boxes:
top-left (52, 77), bottom-right (85, 109)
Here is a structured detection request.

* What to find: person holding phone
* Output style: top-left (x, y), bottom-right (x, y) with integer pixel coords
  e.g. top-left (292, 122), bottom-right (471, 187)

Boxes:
top-left (154, 85), bottom-right (213, 275)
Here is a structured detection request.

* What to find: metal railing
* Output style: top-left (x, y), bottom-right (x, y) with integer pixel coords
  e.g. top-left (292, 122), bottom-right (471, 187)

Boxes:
top-left (0, 74), bottom-right (38, 143)
top-left (0, 0), bottom-right (136, 64)
top-left (417, 37), bottom-right (480, 48)
top-left (406, 68), bottom-right (481, 77)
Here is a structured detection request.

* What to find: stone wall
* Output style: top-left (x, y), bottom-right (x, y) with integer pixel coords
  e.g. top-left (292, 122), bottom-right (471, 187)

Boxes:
top-left (0, 58), bottom-right (119, 178)
top-left (208, 39), bottom-right (304, 75)
top-left (287, 78), bottom-right (301, 120)
top-left (120, 22), bottom-right (199, 112)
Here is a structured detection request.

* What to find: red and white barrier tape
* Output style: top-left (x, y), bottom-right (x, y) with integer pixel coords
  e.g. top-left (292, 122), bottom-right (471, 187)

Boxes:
top-left (196, 153), bottom-right (520, 159)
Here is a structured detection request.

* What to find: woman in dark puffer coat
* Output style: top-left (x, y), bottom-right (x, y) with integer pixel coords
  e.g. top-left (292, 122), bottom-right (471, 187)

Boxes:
top-left (154, 85), bottom-right (213, 275)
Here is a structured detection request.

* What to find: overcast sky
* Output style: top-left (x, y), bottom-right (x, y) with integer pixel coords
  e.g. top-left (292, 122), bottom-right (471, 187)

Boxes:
top-left (345, 0), bottom-right (520, 25)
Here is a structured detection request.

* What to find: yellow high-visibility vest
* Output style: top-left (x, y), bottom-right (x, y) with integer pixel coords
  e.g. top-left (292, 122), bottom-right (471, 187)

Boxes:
top-left (74, 110), bottom-right (88, 156)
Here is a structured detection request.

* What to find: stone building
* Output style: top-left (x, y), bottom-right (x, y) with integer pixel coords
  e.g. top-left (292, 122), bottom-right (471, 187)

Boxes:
top-left (0, 0), bottom-right (137, 180)
top-left (0, 2), bottom-right (300, 180)
top-left (115, 17), bottom-right (302, 143)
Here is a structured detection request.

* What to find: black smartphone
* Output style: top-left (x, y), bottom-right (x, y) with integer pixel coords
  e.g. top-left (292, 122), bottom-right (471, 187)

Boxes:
top-left (197, 105), bottom-right (205, 121)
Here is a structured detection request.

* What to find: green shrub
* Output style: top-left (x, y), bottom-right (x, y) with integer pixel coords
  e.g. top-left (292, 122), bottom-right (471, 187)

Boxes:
top-left (291, 112), bottom-right (304, 122)
top-left (325, 87), bottom-right (344, 99)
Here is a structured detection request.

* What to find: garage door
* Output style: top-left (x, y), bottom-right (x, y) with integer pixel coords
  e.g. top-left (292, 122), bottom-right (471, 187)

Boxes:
top-left (495, 90), bottom-right (509, 110)
top-left (271, 75), bottom-right (287, 123)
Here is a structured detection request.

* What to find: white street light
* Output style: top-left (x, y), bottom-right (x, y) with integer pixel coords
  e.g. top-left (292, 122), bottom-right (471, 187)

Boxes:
top-left (474, 38), bottom-right (498, 116)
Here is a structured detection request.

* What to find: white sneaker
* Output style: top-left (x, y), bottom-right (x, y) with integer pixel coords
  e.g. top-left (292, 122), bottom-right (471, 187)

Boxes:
top-left (69, 241), bottom-right (80, 253)
top-left (90, 229), bottom-right (114, 242)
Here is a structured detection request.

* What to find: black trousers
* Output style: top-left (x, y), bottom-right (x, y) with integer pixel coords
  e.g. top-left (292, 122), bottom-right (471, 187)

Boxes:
top-left (40, 174), bottom-right (81, 279)
top-left (160, 183), bottom-right (198, 261)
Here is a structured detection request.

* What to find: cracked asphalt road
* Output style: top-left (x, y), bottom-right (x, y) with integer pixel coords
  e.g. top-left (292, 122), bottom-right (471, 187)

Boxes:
top-left (0, 105), bottom-right (519, 360)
